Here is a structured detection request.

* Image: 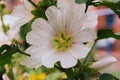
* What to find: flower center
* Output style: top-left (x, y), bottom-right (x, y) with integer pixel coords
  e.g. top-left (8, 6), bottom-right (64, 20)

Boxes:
top-left (52, 33), bottom-right (72, 51)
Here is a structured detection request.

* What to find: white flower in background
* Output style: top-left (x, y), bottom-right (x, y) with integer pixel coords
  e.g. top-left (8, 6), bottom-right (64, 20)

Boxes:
top-left (21, 0), bottom-right (97, 68)
top-left (10, 0), bottom-right (34, 32)
top-left (91, 55), bottom-right (117, 74)
top-left (0, 15), bottom-right (19, 45)
top-left (0, 0), bottom-right (34, 46)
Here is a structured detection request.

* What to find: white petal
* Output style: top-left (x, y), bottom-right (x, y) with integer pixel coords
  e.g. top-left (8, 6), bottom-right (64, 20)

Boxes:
top-left (21, 46), bottom-right (50, 69)
top-left (73, 3), bottom-right (86, 13)
top-left (45, 6), bottom-right (64, 32)
top-left (57, 0), bottom-right (74, 9)
top-left (57, 0), bottom-right (74, 27)
top-left (32, 18), bottom-right (54, 34)
top-left (59, 52), bottom-right (77, 68)
top-left (73, 28), bottom-right (97, 43)
top-left (26, 18), bottom-right (54, 45)
top-left (98, 63), bottom-right (116, 74)
top-left (83, 11), bottom-right (98, 29)
top-left (21, 0), bottom-right (34, 11)
top-left (91, 55), bottom-right (117, 73)
top-left (42, 49), bottom-right (77, 68)
top-left (21, 57), bottom-right (41, 69)
top-left (69, 11), bottom-right (87, 33)
top-left (26, 31), bottom-right (51, 46)
top-left (3, 15), bottom-right (19, 27)
top-left (11, 5), bottom-right (32, 19)
top-left (9, 18), bottom-right (30, 33)
top-left (25, 46), bottom-right (49, 59)
top-left (41, 50), bottom-right (59, 68)
top-left (70, 44), bottom-right (90, 59)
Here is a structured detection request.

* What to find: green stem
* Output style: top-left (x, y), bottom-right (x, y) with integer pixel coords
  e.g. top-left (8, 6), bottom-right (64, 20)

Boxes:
top-left (83, 40), bottom-right (97, 64)
top-left (0, 10), bottom-right (7, 34)
top-left (28, 0), bottom-right (41, 10)
top-left (78, 40), bottom-right (97, 75)
top-left (19, 50), bottom-right (31, 57)
top-left (85, 3), bottom-right (88, 12)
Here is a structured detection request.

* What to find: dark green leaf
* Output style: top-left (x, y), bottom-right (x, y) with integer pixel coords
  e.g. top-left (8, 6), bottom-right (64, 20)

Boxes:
top-left (31, 10), bottom-right (41, 17)
top-left (20, 22), bottom-right (32, 39)
top-left (64, 68), bottom-right (75, 80)
top-left (0, 45), bottom-right (18, 66)
top-left (99, 73), bottom-right (119, 80)
top-left (97, 29), bottom-right (120, 40)
top-left (0, 45), bottom-right (30, 66)
top-left (75, 0), bottom-right (88, 4)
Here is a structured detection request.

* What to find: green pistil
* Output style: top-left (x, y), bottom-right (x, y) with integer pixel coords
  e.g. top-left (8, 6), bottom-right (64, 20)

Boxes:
top-left (2, 25), bottom-right (10, 34)
top-left (52, 33), bottom-right (72, 51)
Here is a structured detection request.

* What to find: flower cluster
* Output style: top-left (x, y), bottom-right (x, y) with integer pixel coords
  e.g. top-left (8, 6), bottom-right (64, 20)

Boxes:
top-left (0, 0), bottom-right (120, 80)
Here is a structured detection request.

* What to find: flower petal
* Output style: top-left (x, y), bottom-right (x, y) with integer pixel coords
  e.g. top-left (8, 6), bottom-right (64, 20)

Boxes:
top-left (73, 28), bottom-right (97, 43)
top-left (26, 18), bottom-right (54, 45)
top-left (32, 18), bottom-right (54, 34)
top-left (57, 0), bottom-right (74, 8)
top-left (57, 0), bottom-right (74, 27)
top-left (21, 46), bottom-right (50, 69)
top-left (83, 11), bottom-right (98, 29)
top-left (59, 52), bottom-right (77, 68)
top-left (69, 11), bottom-right (87, 33)
top-left (3, 15), bottom-right (19, 27)
top-left (11, 5), bottom-right (32, 19)
top-left (9, 18), bottom-right (30, 33)
top-left (45, 6), bottom-right (64, 32)
top-left (21, 0), bottom-right (34, 11)
top-left (21, 57), bottom-right (41, 69)
top-left (41, 50), bottom-right (59, 68)
top-left (73, 3), bottom-right (86, 13)
top-left (70, 44), bottom-right (90, 59)
top-left (91, 55), bottom-right (117, 73)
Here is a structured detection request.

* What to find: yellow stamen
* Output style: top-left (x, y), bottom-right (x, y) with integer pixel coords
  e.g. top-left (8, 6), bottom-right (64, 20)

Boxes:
top-left (52, 32), bottom-right (72, 51)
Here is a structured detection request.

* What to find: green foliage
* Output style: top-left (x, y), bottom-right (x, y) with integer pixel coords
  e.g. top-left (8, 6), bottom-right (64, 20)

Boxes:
top-left (0, 45), bottom-right (30, 66)
top-left (97, 29), bottom-right (120, 40)
top-left (20, 21), bottom-right (32, 39)
top-left (75, 0), bottom-right (88, 4)
top-left (0, 45), bottom-right (18, 66)
top-left (64, 68), bottom-right (75, 80)
top-left (31, 0), bottom-right (56, 19)
top-left (112, 72), bottom-right (120, 79)
top-left (99, 73), bottom-right (119, 80)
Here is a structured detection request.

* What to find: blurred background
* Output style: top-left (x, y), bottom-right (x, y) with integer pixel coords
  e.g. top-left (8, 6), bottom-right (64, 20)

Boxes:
top-left (0, 0), bottom-right (120, 80)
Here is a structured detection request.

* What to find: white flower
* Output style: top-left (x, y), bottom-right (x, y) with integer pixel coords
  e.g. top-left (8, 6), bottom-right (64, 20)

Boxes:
top-left (21, 0), bottom-right (97, 68)
top-left (91, 55), bottom-right (117, 74)
top-left (0, 0), bottom-right (34, 46)
top-left (0, 15), bottom-right (19, 45)
top-left (21, 0), bottom-right (34, 11)
top-left (10, 0), bottom-right (34, 32)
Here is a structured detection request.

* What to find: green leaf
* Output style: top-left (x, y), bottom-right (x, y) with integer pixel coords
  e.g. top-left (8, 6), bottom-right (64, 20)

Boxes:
top-left (20, 22), bottom-right (32, 39)
top-left (99, 73), bottom-right (119, 80)
top-left (64, 68), bottom-right (74, 80)
top-left (112, 72), bottom-right (120, 79)
top-left (75, 0), bottom-right (88, 4)
top-left (31, 10), bottom-right (41, 17)
top-left (0, 45), bottom-right (30, 66)
top-left (97, 29), bottom-right (120, 40)
top-left (0, 45), bottom-right (18, 66)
